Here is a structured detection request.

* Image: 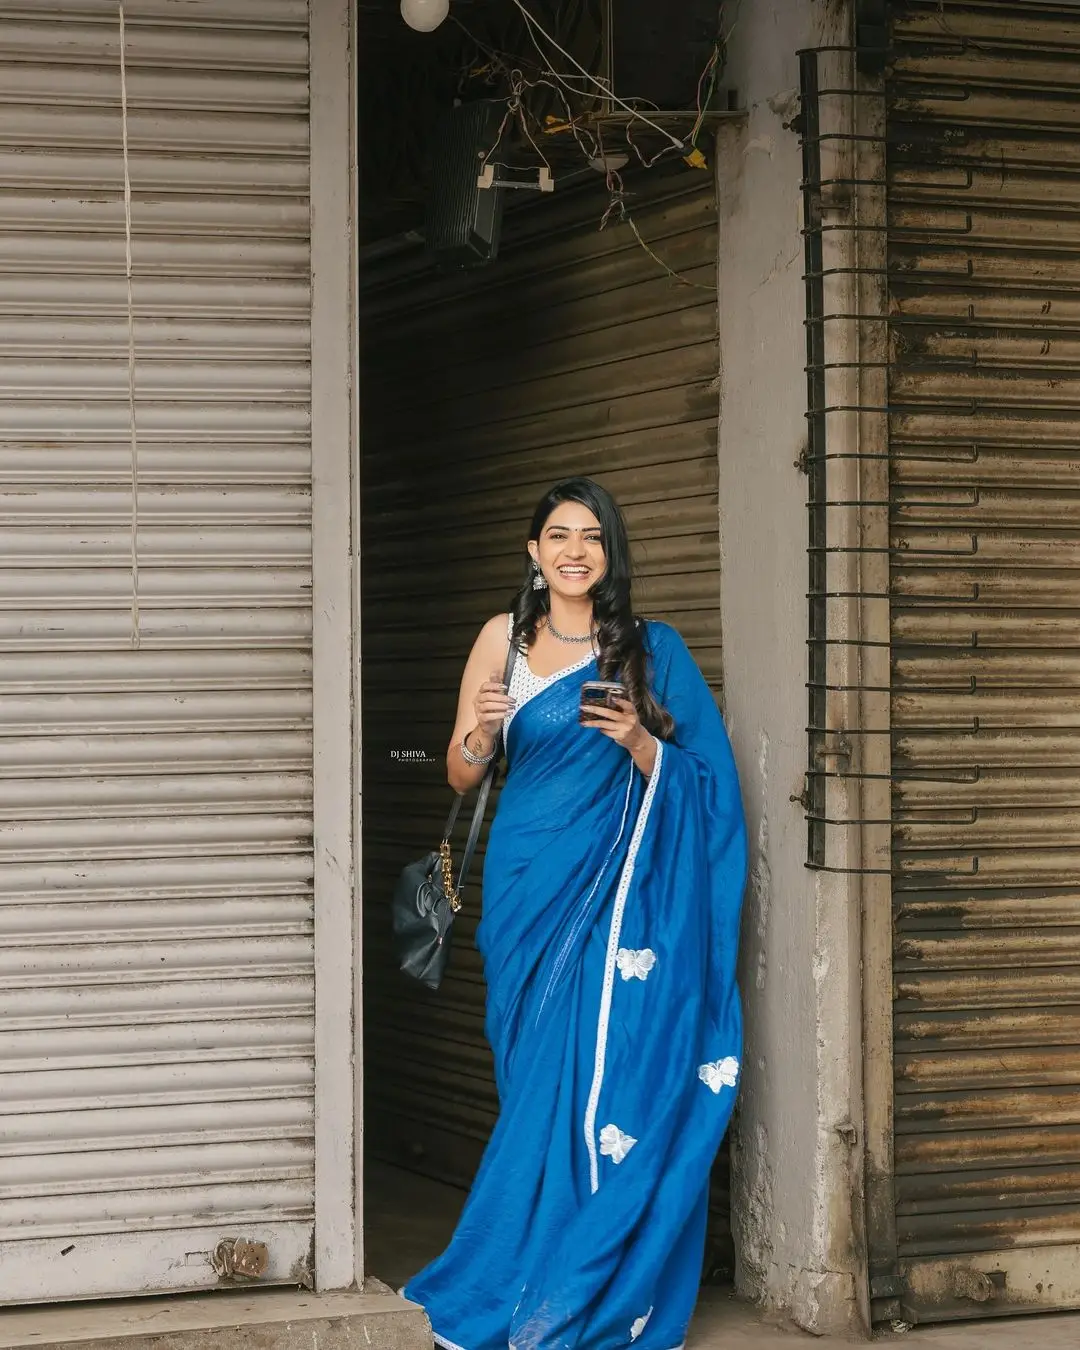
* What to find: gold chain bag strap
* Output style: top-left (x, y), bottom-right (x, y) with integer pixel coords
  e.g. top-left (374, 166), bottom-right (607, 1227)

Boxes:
top-left (390, 635), bottom-right (520, 989)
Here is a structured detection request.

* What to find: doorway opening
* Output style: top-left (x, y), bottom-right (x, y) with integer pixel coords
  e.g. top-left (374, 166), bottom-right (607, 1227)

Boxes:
top-left (355, 0), bottom-right (733, 1293)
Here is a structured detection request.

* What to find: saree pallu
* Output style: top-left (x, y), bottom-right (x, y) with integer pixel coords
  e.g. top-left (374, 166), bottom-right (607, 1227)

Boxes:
top-left (404, 621), bottom-right (747, 1350)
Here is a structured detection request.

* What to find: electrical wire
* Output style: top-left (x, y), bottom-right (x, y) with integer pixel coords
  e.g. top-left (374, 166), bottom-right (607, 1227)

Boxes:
top-left (516, 8), bottom-right (677, 172)
top-left (623, 211), bottom-right (716, 291)
top-left (509, 70), bottom-right (554, 172)
top-left (689, 44), bottom-right (721, 149)
top-left (451, 2), bottom-right (722, 290)
top-left (455, 13), bottom-right (603, 168)
top-left (456, 5), bottom-right (723, 174)
top-left (452, 15), bottom-right (530, 77)
top-left (720, 0), bottom-right (743, 48)
top-left (622, 117), bottom-right (681, 171)
top-left (599, 171), bottom-right (717, 293)
top-left (454, 14), bottom-right (596, 168)
top-left (508, 0), bottom-right (687, 153)
top-left (118, 0), bottom-right (141, 648)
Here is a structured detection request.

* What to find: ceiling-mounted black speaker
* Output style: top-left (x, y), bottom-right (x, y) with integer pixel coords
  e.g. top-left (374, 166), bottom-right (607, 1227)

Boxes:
top-left (609, 0), bottom-right (719, 110)
top-left (426, 101), bottom-right (506, 269)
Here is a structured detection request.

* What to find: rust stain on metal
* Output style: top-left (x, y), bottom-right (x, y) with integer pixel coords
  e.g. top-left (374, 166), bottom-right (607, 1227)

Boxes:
top-left (880, 0), bottom-right (1080, 1322)
top-left (212, 1238), bottom-right (270, 1281)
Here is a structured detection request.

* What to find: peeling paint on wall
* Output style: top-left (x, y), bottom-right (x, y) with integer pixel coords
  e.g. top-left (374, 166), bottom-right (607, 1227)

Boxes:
top-left (731, 1120), bottom-right (775, 1300)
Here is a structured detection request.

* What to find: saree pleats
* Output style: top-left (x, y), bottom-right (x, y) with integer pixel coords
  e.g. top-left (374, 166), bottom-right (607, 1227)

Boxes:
top-left (403, 623), bottom-right (747, 1350)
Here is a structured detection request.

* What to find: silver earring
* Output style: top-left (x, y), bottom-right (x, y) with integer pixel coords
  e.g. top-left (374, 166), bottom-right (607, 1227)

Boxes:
top-left (532, 563), bottom-right (548, 591)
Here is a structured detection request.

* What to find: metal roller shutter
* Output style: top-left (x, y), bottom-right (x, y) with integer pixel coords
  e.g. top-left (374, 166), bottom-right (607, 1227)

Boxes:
top-left (361, 166), bottom-right (733, 1279)
top-left (0, 1), bottom-right (315, 1303)
top-left (885, 0), bottom-right (1080, 1320)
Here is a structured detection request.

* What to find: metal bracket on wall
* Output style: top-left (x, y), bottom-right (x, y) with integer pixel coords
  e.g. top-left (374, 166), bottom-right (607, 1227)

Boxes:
top-left (477, 164), bottom-right (554, 192)
top-left (798, 45), bottom-right (895, 877)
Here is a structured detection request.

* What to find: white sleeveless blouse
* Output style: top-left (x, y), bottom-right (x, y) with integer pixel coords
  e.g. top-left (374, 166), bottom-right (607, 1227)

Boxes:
top-left (504, 613), bottom-right (596, 733)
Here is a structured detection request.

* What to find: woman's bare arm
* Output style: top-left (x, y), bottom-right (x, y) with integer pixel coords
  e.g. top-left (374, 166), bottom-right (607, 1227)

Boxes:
top-left (447, 614), bottom-right (513, 793)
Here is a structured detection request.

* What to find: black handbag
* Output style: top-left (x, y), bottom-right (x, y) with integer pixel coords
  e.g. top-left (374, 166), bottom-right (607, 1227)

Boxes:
top-left (391, 638), bottom-right (519, 991)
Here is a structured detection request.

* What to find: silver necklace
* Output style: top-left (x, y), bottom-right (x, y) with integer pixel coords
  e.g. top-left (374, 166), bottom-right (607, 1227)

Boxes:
top-left (546, 614), bottom-right (595, 645)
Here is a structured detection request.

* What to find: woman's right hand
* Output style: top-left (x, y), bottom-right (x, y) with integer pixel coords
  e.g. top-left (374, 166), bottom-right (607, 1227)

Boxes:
top-left (448, 621), bottom-right (515, 791)
top-left (473, 670), bottom-right (514, 738)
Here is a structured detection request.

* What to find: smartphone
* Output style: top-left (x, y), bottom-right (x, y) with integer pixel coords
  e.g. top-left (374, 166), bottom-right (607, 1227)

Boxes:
top-left (579, 680), bottom-right (627, 722)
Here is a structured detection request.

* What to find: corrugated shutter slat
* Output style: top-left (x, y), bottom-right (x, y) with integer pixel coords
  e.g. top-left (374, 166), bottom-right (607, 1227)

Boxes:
top-left (0, 2), bottom-right (314, 1302)
top-left (885, 0), bottom-right (1080, 1320)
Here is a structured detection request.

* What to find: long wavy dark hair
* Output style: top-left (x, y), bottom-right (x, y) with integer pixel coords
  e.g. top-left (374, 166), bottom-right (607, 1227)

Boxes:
top-left (511, 477), bottom-right (675, 740)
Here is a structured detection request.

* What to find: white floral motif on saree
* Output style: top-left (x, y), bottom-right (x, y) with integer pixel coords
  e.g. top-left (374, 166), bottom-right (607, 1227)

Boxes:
top-left (698, 1056), bottom-right (740, 1093)
top-left (616, 947), bottom-right (657, 981)
top-left (630, 1308), bottom-right (653, 1341)
top-left (599, 1123), bottom-right (637, 1164)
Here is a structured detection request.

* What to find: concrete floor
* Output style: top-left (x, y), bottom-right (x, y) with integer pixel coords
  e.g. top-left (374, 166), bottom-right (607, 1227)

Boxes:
top-left (0, 1167), bottom-right (1074, 1349)
top-left (0, 1290), bottom-right (431, 1350)
top-left (363, 1162), bottom-right (1080, 1349)
top-left (684, 1288), bottom-right (1080, 1348)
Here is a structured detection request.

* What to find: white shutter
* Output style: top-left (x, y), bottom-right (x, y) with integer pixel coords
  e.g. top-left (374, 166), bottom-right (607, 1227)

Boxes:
top-left (0, 1), bottom-right (316, 1302)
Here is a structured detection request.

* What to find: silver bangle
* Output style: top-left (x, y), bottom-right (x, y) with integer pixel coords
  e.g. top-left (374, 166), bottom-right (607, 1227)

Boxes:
top-left (460, 736), bottom-right (496, 767)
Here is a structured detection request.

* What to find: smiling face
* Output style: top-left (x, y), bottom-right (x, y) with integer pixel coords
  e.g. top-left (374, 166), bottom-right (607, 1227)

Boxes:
top-left (529, 500), bottom-right (607, 600)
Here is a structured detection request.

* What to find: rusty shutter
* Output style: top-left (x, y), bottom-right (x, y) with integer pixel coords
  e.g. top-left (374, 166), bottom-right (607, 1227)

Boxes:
top-left (360, 166), bottom-right (733, 1278)
top-left (885, 0), bottom-right (1080, 1321)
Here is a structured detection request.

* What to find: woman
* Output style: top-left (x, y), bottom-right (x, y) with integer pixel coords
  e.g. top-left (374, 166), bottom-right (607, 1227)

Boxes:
top-left (404, 478), bottom-right (746, 1350)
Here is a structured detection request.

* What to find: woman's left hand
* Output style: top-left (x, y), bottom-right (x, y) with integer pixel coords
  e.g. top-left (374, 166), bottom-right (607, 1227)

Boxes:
top-left (584, 698), bottom-right (652, 755)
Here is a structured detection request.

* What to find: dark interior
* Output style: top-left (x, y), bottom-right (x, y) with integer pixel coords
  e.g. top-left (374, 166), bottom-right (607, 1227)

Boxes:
top-left (355, 0), bottom-right (734, 1290)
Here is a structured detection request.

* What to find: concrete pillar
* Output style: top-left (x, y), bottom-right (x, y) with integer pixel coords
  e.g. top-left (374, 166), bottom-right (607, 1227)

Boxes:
top-left (714, 0), bottom-right (867, 1336)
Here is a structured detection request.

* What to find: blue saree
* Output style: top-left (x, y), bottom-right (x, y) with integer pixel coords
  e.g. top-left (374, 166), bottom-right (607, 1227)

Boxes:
top-left (404, 621), bottom-right (747, 1350)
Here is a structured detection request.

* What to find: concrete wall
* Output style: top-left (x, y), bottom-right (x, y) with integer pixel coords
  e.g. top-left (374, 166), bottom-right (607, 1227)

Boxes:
top-left (714, 0), bottom-right (867, 1336)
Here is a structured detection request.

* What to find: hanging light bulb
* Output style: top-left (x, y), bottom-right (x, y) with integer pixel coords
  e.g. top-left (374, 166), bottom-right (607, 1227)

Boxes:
top-left (400, 0), bottom-right (449, 32)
